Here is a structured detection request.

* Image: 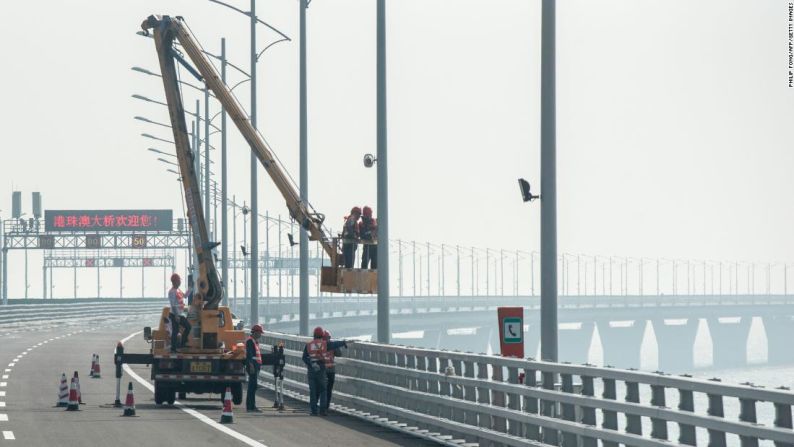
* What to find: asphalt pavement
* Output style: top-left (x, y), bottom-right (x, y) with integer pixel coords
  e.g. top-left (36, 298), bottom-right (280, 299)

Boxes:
top-left (0, 312), bottom-right (437, 446)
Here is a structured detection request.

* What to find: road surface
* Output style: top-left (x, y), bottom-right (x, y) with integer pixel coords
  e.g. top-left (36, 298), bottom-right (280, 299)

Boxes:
top-left (0, 312), bottom-right (436, 446)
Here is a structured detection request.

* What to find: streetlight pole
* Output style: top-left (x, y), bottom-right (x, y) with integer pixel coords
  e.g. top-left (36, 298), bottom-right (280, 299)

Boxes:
top-left (249, 0), bottom-right (260, 326)
top-left (221, 38), bottom-right (229, 306)
top-left (298, 0), bottom-right (310, 336)
top-left (376, 0), bottom-right (390, 343)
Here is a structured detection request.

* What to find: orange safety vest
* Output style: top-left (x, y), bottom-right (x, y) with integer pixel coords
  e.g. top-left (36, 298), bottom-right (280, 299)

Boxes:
top-left (307, 339), bottom-right (327, 363)
top-left (247, 336), bottom-right (262, 365)
top-left (322, 346), bottom-right (336, 369)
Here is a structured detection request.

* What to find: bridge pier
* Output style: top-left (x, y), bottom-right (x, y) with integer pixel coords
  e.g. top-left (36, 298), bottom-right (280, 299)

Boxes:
top-left (708, 317), bottom-right (751, 369)
top-left (763, 315), bottom-right (794, 364)
top-left (597, 320), bottom-right (645, 369)
top-left (653, 319), bottom-right (698, 373)
top-left (558, 322), bottom-right (593, 365)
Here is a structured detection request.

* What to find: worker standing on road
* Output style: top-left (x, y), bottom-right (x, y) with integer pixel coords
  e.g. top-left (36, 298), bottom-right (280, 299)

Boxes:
top-left (342, 207), bottom-right (361, 268)
top-left (359, 206), bottom-right (378, 269)
top-left (246, 324), bottom-right (264, 412)
top-left (322, 330), bottom-right (342, 412)
top-left (167, 273), bottom-right (191, 352)
top-left (303, 326), bottom-right (347, 416)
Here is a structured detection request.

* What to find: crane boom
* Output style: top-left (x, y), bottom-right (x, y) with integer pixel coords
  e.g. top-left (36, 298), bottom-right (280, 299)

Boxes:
top-left (142, 14), bottom-right (375, 295)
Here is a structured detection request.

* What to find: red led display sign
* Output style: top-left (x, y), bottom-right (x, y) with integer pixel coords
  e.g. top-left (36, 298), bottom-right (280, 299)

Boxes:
top-left (45, 210), bottom-right (173, 232)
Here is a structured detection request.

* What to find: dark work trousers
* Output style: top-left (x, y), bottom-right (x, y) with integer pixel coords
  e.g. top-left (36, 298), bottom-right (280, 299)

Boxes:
top-left (246, 365), bottom-right (260, 410)
top-left (325, 370), bottom-right (336, 410)
top-left (169, 313), bottom-right (191, 351)
top-left (307, 367), bottom-right (328, 415)
top-left (361, 244), bottom-right (377, 269)
top-left (342, 243), bottom-right (357, 269)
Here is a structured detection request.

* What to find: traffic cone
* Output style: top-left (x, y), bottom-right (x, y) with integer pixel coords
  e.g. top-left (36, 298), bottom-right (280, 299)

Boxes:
top-left (122, 382), bottom-right (136, 416)
top-left (89, 354), bottom-right (96, 378)
top-left (65, 378), bottom-right (79, 411)
top-left (92, 355), bottom-right (101, 378)
top-left (56, 373), bottom-right (69, 407)
top-left (73, 371), bottom-right (84, 404)
top-left (219, 387), bottom-right (233, 424)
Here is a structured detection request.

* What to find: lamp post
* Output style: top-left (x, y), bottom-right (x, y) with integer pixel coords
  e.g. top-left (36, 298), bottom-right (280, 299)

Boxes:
top-left (298, 0), bottom-right (309, 336)
top-left (376, 0), bottom-right (390, 343)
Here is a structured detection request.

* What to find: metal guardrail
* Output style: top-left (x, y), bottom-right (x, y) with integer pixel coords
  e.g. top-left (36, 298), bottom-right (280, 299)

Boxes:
top-left (0, 300), bottom-right (164, 326)
top-left (261, 331), bottom-right (794, 447)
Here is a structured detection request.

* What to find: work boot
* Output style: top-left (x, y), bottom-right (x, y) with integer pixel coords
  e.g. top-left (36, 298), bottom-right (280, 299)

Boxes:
top-left (272, 402), bottom-right (279, 408)
top-left (278, 403), bottom-right (285, 411)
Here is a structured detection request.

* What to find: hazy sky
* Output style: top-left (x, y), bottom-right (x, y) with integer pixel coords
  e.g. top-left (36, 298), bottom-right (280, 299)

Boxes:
top-left (0, 0), bottom-right (791, 297)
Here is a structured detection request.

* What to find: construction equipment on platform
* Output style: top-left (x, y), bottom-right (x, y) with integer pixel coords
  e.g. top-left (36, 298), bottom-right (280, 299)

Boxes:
top-left (140, 14), bottom-right (377, 294)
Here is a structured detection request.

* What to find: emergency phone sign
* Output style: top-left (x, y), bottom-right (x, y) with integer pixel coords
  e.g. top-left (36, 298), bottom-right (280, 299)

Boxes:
top-left (497, 307), bottom-right (524, 358)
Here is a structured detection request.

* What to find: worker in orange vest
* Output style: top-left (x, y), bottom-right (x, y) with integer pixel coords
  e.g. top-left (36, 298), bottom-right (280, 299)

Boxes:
top-left (342, 207), bottom-right (361, 268)
top-left (303, 326), bottom-right (347, 416)
top-left (167, 273), bottom-right (191, 352)
top-left (245, 324), bottom-right (264, 412)
top-left (358, 206), bottom-right (377, 269)
top-left (322, 330), bottom-right (343, 412)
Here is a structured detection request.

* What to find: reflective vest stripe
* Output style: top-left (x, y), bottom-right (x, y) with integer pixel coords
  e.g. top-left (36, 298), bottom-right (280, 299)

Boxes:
top-left (323, 348), bottom-right (335, 368)
top-left (176, 290), bottom-right (185, 312)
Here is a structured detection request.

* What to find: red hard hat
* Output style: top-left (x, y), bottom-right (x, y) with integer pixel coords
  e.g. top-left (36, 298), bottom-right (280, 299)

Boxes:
top-left (351, 206), bottom-right (362, 215)
top-left (170, 273), bottom-right (181, 283)
top-left (313, 326), bottom-right (324, 338)
top-left (251, 324), bottom-right (264, 334)
top-left (323, 330), bottom-right (331, 339)
top-left (362, 206), bottom-right (372, 217)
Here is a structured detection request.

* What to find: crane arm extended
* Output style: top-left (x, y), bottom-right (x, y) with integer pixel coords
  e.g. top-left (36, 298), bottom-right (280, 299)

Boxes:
top-left (145, 16), bottom-right (224, 310)
top-left (141, 15), bottom-right (340, 270)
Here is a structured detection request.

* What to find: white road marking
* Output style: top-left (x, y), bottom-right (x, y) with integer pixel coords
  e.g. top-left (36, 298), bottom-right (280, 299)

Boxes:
top-left (0, 402), bottom-right (6, 408)
top-left (25, 348), bottom-right (31, 352)
top-left (1, 376), bottom-right (7, 380)
top-left (5, 364), bottom-right (11, 368)
top-left (0, 383), bottom-right (6, 387)
top-left (0, 414), bottom-right (7, 421)
top-left (3, 370), bottom-right (9, 373)
top-left (2, 430), bottom-right (14, 440)
top-left (0, 392), bottom-right (5, 397)
top-left (120, 332), bottom-right (269, 447)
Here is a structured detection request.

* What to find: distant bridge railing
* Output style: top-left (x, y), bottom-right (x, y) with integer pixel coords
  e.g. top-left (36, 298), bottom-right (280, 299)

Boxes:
top-left (0, 299), bottom-right (163, 327)
top-left (261, 331), bottom-right (794, 447)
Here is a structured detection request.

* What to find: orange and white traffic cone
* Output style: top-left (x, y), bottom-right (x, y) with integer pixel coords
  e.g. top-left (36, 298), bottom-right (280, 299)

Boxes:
top-left (219, 387), bottom-right (233, 424)
top-left (89, 354), bottom-right (96, 378)
top-left (122, 382), bottom-right (136, 416)
top-left (73, 371), bottom-right (84, 404)
top-left (92, 355), bottom-right (101, 378)
top-left (65, 377), bottom-right (79, 411)
top-left (56, 373), bottom-right (69, 407)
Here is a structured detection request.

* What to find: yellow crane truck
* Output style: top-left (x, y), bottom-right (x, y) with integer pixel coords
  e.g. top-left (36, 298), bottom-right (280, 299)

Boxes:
top-left (117, 14), bottom-right (377, 405)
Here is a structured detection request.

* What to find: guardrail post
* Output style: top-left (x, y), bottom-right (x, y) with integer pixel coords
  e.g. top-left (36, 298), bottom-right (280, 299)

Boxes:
top-left (541, 370), bottom-right (559, 446)
top-left (580, 375), bottom-right (597, 447)
top-left (707, 391), bottom-right (728, 447)
top-left (462, 358), bottom-right (478, 438)
top-left (492, 364), bottom-right (508, 433)
top-left (477, 362), bottom-right (491, 431)
top-left (678, 388), bottom-right (696, 445)
top-left (739, 397), bottom-right (759, 447)
top-left (452, 358), bottom-right (465, 424)
top-left (439, 357), bottom-right (453, 421)
top-left (560, 372), bottom-right (578, 447)
top-left (427, 353), bottom-right (440, 395)
top-left (602, 377), bottom-right (619, 447)
top-left (625, 381), bottom-right (642, 436)
top-left (507, 366), bottom-right (521, 436)
top-left (773, 400), bottom-right (793, 447)
top-left (650, 384), bottom-right (668, 440)
top-left (524, 368), bottom-right (540, 441)
top-left (416, 354), bottom-right (429, 394)
top-left (406, 352), bottom-right (417, 391)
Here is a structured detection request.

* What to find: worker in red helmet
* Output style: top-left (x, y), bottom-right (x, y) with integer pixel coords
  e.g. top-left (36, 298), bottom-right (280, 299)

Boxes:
top-left (303, 326), bottom-right (347, 416)
top-left (245, 323), bottom-right (265, 412)
top-left (167, 273), bottom-right (191, 352)
top-left (358, 206), bottom-right (378, 270)
top-left (342, 207), bottom-right (362, 268)
top-left (321, 330), bottom-right (343, 412)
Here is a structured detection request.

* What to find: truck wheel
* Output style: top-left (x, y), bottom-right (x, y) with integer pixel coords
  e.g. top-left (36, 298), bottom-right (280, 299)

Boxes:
top-left (231, 383), bottom-right (243, 405)
top-left (154, 382), bottom-right (165, 405)
top-left (167, 389), bottom-right (176, 405)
